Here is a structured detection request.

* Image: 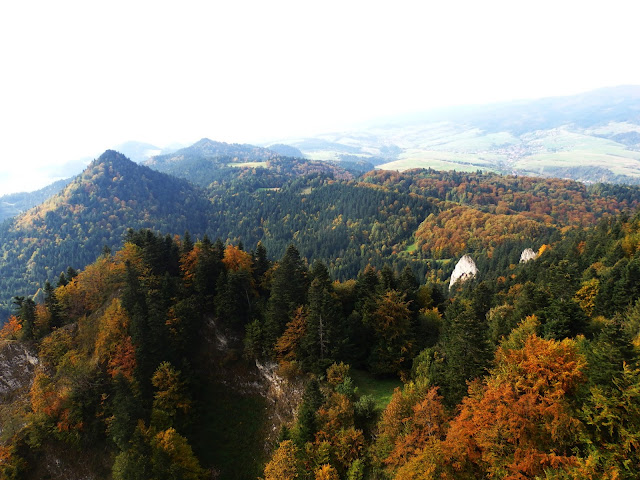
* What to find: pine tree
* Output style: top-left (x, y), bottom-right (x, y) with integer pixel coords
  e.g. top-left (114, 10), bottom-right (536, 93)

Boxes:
top-left (44, 280), bottom-right (62, 329)
top-left (302, 272), bottom-right (341, 372)
top-left (438, 298), bottom-right (491, 406)
top-left (13, 296), bottom-right (35, 341)
top-left (264, 245), bottom-right (308, 353)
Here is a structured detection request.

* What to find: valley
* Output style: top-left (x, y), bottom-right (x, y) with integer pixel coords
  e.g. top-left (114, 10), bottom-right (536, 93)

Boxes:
top-left (2, 86), bottom-right (640, 479)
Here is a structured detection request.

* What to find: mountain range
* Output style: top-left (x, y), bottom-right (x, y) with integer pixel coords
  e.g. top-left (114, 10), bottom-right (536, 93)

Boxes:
top-left (3, 145), bottom-right (640, 321)
top-left (4, 86), bottom-right (640, 479)
top-left (275, 85), bottom-right (640, 183)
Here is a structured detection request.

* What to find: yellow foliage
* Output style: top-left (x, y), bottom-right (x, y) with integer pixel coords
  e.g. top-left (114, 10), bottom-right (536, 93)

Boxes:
top-left (95, 298), bottom-right (130, 362)
top-left (326, 362), bottom-right (350, 387)
top-left (264, 440), bottom-right (299, 480)
top-left (314, 464), bottom-right (339, 480)
top-left (152, 428), bottom-right (206, 480)
top-left (574, 279), bottom-right (599, 317)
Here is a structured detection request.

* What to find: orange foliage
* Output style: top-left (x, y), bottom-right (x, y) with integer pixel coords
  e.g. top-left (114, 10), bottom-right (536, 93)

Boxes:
top-left (95, 299), bottom-right (135, 379)
top-left (180, 245), bottom-right (201, 287)
top-left (416, 206), bottom-right (546, 258)
top-left (30, 371), bottom-right (83, 433)
top-left (55, 242), bottom-right (145, 319)
top-left (316, 392), bottom-right (354, 441)
top-left (107, 336), bottom-right (136, 380)
top-left (0, 315), bottom-right (22, 340)
top-left (275, 306), bottom-right (307, 362)
top-left (444, 335), bottom-right (586, 479)
top-left (264, 440), bottom-right (299, 480)
top-left (384, 387), bottom-right (447, 470)
top-left (222, 244), bottom-right (253, 272)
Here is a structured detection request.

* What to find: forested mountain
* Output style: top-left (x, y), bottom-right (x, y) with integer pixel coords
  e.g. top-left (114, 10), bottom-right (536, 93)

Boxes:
top-left (4, 204), bottom-right (640, 478)
top-left (280, 86), bottom-right (640, 184)
top-left (0, 178), bottom-right (73, 223)
top-left (3, 148), bottom-right (640, 324)
top-left (146, 137), bottom-right (281, 170)
top-left (0, 150), bottom-right (211, 319)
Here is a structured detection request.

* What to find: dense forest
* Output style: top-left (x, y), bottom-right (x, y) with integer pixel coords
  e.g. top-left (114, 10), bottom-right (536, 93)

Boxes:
top-left (3, 200), bottom-right (640, 478)
top-left (3, 150), bottom-right (640, 323)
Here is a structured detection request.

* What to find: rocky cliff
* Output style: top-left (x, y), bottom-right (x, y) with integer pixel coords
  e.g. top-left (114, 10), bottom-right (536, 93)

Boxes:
top-left (520, 248), bottom-right (538, 263)
top-left (449, 254), bottom-right (478, 289)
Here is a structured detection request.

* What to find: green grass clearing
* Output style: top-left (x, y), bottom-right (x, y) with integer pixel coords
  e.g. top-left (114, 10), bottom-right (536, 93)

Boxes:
top-left (350, 369), bottom-right (402, 411)
top-left (405, 242), bottom-right (418, 253)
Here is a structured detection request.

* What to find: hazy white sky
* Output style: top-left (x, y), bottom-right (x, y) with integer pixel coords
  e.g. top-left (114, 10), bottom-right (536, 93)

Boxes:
top-left (1, 0), bottom-right (639, 194)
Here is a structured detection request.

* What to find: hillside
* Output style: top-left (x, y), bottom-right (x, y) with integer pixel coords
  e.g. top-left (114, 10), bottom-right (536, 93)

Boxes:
top-left (279, 86), bottom-right (640, 184)
top-left (146, 137), bottom-right (281, 171)
top-left (0, 150), bottom-right (211, 318)
top-left (4, 205), bottom-right (640, 478)
top-left (4, 149), bottom-right (640, 323)
top-left (0, 178), bottom-right (73, 223)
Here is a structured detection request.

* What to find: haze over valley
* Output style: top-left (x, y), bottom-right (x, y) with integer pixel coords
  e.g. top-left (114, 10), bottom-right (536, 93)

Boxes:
top-left (3, 2), bottom-right (640, 479)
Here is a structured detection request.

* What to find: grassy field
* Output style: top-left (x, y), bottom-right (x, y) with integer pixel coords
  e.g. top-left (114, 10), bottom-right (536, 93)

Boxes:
top-left (405, 242), bottom-right (418, 253)
top-left (516, 152), bottom-right (640, 177)
top-left (350, 369), bottom-right (403, 411)
top-left (292, 117), bottom-right (640, 182)
top-left (377, 157), bottom-right (491, 172)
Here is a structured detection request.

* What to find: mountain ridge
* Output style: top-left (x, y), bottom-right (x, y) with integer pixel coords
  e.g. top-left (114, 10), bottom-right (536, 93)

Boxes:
top-left (0, 150), bottom-right (212, 317)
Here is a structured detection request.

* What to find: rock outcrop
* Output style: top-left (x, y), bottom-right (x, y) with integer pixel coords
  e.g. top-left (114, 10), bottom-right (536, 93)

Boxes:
top-left (0, 341), bottom-right (38, 401)
top-left (449, 254), bottom-right (478, 289)
top-left (520, 248), bottom-right (538, 263)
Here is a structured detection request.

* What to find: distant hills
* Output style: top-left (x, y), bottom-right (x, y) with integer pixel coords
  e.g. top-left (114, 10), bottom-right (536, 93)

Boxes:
top-left (277, 85), bottom-right (640, 184)
top-left (0, 178), bottom-right (73, 223)
top-left (4, 146), bottom-right (640, 321)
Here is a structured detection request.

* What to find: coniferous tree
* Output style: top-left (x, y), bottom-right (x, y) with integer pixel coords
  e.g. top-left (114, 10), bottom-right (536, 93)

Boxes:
top-left (122, 261), bottom-right (153, 401)
top-left (302, 264), bottom-right (341, 372)
top-left (44, 280), bottom-right (62, 329)
top-left (182, 231), bottom-right (194, 255)
top-left (295, 378), bottom-right (323, 446)
top-left (264, 245), bottom-right (308, 353)
top-left (13, 296), bottom-right (35, 341)
top-left (438, 298), bottom-right (491, 405)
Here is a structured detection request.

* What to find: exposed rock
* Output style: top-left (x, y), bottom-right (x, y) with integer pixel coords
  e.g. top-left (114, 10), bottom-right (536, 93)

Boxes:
top-left (449, 254), bottom-right (478, 289)
top-left (520, 248), bottom-right (538, 263)
top-left (0, 340), bottom-right (38, 401)
top-left (0, 341), bottom-right (39, 441)
top-left (255, 360), bottom-right (305, 443)
top-left (201, 318), bottom-right (304, 452)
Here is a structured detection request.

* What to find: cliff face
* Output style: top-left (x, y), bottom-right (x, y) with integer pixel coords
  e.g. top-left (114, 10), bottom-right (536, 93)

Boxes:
top-left (449, 254), bottom-right (478, 289)
top-left (520, 248), bottom-right (538, 263)
top-left (0, 341), bottom-right (38, 446)
top-left (0, 341), bottom-right (38, 401)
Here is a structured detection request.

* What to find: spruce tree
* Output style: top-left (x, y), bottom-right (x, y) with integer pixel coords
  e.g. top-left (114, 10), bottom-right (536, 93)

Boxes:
top-left (264, 245), bottom-right (308, 353)
top-left (438, 298), bottom-right (491, 406)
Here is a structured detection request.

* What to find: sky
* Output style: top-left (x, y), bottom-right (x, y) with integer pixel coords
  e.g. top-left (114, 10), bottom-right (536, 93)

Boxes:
top-left (1, 0), bottom-right (639, 194)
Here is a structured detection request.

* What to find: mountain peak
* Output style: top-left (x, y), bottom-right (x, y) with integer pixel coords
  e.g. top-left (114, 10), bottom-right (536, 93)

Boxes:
top-left (95, 149), bottom-right (132, 165)
top-left (84, 150), bottom-right (141, 178)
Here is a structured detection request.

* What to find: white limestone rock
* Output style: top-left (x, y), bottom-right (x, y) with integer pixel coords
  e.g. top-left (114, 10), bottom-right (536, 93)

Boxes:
top-left (0, 341), bottom-right (38, 401)
top-left (449, 254), bottom-right (478, 289)
top-left (520, 248), bottom-right (538, 263)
